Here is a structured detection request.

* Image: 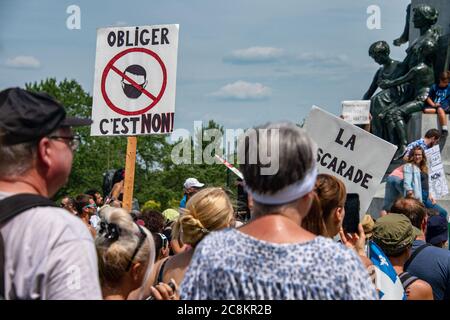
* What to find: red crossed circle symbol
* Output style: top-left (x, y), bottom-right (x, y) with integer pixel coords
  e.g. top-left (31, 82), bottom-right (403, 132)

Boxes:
top-left (101, 47), bottom-right (167, 116)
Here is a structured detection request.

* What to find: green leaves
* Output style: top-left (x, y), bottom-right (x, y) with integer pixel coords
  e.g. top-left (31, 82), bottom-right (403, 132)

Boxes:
top-left (26, 78), bottom-right (236, 208)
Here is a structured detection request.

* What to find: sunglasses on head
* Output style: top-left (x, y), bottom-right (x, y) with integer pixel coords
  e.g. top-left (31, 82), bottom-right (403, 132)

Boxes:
top-left (157, 233), bottom-right (168, 249)
top-left (125, 224), bottom-right (147, 272)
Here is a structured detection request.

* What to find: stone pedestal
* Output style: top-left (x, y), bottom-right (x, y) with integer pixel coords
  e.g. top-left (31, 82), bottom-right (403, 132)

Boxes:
top-left (368, 114), bottom-right (450, 219)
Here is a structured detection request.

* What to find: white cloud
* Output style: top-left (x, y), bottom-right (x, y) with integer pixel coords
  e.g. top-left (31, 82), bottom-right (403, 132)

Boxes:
top-left (5, 55), bottom-right (41, 69)
top-left (209, 80), bottom-right (272, 101)
top-left (224, 47), bottom-right (284, 64)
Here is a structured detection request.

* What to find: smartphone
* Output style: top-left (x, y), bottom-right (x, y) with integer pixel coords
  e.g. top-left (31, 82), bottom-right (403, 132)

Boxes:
top-left (343, 193), bottom-right (360, 234)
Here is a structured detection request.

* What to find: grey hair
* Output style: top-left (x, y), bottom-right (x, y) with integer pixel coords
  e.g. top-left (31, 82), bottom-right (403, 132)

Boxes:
top-left (0, 128), bottom-right (38, 178)
top-left (239, 122), bottom-right (317, 214)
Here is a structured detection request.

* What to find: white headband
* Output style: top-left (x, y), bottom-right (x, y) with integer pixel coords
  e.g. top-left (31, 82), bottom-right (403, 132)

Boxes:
top-left (246, 164), bottom-right (318, 205)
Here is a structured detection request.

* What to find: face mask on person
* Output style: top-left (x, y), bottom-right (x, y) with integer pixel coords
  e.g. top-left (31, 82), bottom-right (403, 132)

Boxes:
top-left (122, 81), bottom-right (147, 99)
top-left (121, 72), bottom-right (147, 99)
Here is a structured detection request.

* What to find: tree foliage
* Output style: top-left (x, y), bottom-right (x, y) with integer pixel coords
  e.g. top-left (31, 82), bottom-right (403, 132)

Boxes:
top-left (25, 78), bottom-right (235, 209)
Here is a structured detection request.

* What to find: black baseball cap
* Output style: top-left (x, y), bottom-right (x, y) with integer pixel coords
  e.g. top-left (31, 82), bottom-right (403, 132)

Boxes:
top-left (426, 215), bottom-right (448, 246)
top-left (0, 87), bottom-right (92, 145)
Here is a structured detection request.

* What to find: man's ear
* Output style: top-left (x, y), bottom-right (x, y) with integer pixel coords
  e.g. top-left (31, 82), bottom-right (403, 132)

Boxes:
top-left (37, 137), bottom-right (52, 168)
top-left (421, 217), bottom-right (427, 234)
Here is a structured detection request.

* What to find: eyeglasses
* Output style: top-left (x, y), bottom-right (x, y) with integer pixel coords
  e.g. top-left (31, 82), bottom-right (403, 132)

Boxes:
top-left (125, 224), bottom-right (147, 272)
top-left (82, 203), bottom-right (97, 210)
top-left (48, 135), bottom-right (81, 151)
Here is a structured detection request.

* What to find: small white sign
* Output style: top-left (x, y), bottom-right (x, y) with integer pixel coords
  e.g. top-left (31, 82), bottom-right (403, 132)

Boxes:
top-left (91, 24), bottom-right (179, 136)
top-left (304, 106), bottom-right (397, 218)
top-left (342, 100), bottom-right (370, 125)
top-left (425, 145), bottom-right (448, 199)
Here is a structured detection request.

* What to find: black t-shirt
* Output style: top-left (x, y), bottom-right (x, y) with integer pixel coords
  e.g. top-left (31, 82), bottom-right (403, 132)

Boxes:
top-left (420, 172), bottom-right (429, 194)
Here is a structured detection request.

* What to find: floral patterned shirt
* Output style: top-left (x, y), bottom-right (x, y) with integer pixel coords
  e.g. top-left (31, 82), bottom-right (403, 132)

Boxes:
top-left (180, 228), bottom-right (378, 300)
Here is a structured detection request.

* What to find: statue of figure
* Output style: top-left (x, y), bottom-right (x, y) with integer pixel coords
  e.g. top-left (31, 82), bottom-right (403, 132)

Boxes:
top-left (379, 56), bottom-right (435, 157)
top-left (369, 4), bottom-right (441, 157)
top-left (363, 41), bottom-right (401, 139)
top-left (393, 4), bottom-right (411, 47)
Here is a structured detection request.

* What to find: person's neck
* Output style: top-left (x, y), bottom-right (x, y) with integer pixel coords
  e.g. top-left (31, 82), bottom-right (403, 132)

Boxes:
top-left (389, 256), bottom-right (407, 275)
top-left (242, 210), bottom-right (315, 244)
top-left (420, 26), bottom-right (429, 36)
top-left (102, 284), bottom-right (132, 300)
top-left (324, 220), bottom-right (338, 239)
top-left (0, 175), bottom-right (49, 197)
top-left (383, 59), bottom-right (394, 67)
top-left (416, 234), bottom-right (426, 242)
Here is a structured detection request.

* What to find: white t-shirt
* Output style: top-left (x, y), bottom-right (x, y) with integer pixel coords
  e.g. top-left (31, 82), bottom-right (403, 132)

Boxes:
top-left (0, 192), bottom-right (102, 300)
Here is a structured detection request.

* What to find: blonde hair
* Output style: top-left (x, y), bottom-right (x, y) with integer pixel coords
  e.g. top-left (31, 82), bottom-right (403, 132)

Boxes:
top-left (173, 187), bottom-right (234, 246)
top-left (95, 206), bottom-right (154, 286)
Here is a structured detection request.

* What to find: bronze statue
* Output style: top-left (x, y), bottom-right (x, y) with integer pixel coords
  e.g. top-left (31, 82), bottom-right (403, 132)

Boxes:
top-left (368, 4), bottom-right (441, 157)
top-left (393, 4), bottom-right (411, 47)
top-left (379, 57), bottom-right (435, 157)
top-left (363, 41), bottom-right (400, 138)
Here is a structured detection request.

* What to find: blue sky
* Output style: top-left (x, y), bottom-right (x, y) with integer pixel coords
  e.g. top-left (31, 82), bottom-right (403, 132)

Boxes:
top-left (0, 0), bottom-right (411, 131)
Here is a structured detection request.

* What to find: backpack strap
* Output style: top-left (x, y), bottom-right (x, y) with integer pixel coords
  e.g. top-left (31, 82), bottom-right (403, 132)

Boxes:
top-left (404, 243), bottom-right (432, 271)
top-left (0, 194), bottom-right (56, 225)
top-left (0, 193), bottom-right (56, 299)
top-left (399, 271), bottom-right (419, 290)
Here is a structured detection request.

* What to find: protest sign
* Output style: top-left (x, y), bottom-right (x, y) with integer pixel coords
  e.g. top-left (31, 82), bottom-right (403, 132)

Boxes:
top-left (91, 24), bottom-right (179, 136)
top-left (341, 100), bottom-right (370, 125)
top-left (304, 106), bottom-right (397, 218)
top-left (425, 145), bottom-right (448, 199)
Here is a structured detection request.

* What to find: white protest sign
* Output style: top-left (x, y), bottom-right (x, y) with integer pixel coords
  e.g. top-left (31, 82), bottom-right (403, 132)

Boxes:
top-left (425, 145), bottom-right (448, 199)
top-left (304, 106), bottom-right (397, 218)
top-left (91, 24), bottom-right (179, 136)
top-left (342, 100), bottom-right (370, 125)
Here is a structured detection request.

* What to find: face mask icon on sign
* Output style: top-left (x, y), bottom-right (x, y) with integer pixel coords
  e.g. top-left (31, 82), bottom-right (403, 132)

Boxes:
top-left (121, 64), bottom-right (148, 99)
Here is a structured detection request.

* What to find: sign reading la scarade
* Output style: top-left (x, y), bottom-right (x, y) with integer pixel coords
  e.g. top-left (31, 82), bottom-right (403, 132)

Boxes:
top-left (304, 106), bottom-right (397, 217)
top-left (91, 24), bottom-right (179, 136)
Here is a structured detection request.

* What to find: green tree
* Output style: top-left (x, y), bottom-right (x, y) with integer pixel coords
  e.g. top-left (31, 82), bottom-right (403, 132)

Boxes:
top-left (25, 78), bottom-right (239, 209)
top-left (26, 78), bottom-right (169, 201)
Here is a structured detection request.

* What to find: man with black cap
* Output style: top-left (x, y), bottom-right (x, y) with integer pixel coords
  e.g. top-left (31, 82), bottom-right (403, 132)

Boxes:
top-left (426, 215), bottom-right (449, 249)
top-left (0, 88), bottom-right (102, 299)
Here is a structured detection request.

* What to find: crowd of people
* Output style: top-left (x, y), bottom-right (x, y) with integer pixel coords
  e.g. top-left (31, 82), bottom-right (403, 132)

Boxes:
top-left (0, 87), bottom-right (449, 300)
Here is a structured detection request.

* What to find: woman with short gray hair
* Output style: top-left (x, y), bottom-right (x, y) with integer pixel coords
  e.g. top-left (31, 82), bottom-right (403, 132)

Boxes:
top-left (180, 122), bottom-right (377, 300)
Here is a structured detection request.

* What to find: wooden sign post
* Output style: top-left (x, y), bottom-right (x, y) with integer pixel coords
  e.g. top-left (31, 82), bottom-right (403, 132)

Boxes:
top-left (123, 136), bottom-right (137, 211)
